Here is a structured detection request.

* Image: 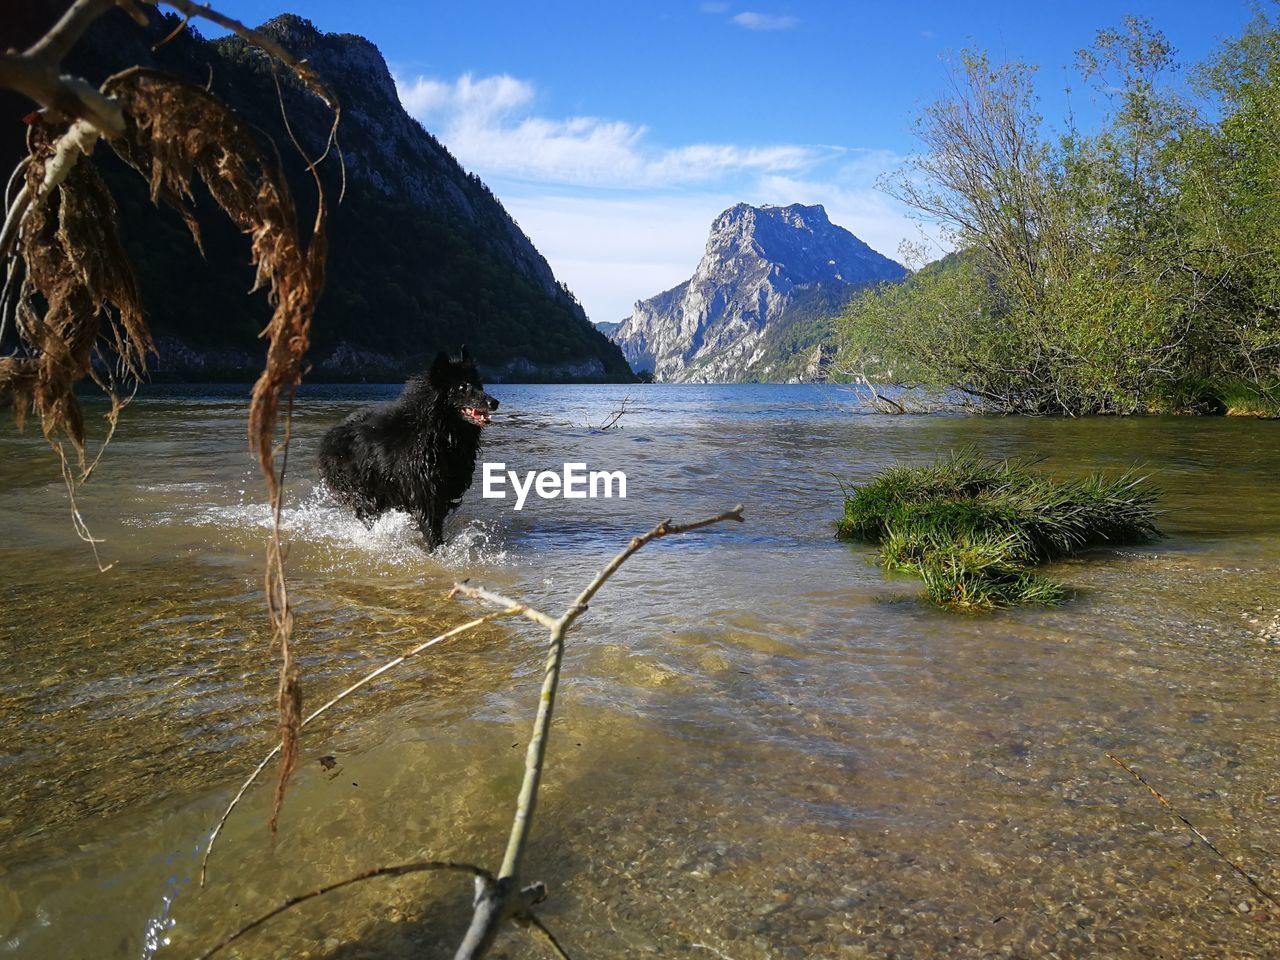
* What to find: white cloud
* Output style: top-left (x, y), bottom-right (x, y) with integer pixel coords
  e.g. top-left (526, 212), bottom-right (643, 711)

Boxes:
top-left (397, 73), bottom-right (534, 120)
top-left (395, 71), bottom-right (826, 188)
top-left (731, 12), bottom-right (799, 30)
top-left (392, 72), bottom-right (934, 325)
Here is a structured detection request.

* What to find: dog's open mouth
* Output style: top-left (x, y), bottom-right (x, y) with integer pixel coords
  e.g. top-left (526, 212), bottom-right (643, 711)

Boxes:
top-left (460, 406), bottom-right (492, 426)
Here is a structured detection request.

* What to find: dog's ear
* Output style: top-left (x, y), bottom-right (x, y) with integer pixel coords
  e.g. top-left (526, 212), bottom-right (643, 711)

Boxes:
top-left (458, 344), bottom-right (471, 363)
top-left (428, 350), bottom-right (452, 387)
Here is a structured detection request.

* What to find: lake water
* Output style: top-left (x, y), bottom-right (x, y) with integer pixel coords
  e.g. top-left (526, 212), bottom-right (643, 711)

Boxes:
top-left (1, 384), bottom-right (1278, 959)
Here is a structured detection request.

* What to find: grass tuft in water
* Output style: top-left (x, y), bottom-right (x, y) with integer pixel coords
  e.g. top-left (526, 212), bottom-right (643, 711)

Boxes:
top-left (837, 450), bottom-right (1161, 610)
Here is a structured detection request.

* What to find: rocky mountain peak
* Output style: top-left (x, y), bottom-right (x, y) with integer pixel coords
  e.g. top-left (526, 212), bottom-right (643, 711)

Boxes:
top-left (610, 202), bottom-right (906, 382)
top-left (698, 202), bottom-right (888, 290)
top-left (234, 15), bottom-right (402, 116)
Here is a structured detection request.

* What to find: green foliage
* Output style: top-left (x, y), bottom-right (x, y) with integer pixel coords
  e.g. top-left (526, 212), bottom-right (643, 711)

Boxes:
top-left (910, 538), bottom-right (1068, 610)
top-left (835, 250), bottom-right (1006, 389)
top-left (1176, 10), bottom-right (1280, 392)
top-left (837, 451), bottom-right (1161, 609)
top-left (847, 13), bottom-right (1280, 414)
top-left (1156, 375), bottom-right (1280, 416)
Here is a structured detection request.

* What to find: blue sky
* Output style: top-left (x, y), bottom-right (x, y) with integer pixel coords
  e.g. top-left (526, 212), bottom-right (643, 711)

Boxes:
top-left (207, 1), bottom-right (1257, 324)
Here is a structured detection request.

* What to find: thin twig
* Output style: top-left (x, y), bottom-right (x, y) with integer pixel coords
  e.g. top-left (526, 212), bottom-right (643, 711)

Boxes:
top-left (519, 912), bottom-right (574, 960)
top-left (2, 155), bottom-right (28, 212)
top-left (1106, 752), bottom-right (1280, 910)
top-left (449, 582), bottom-right (560, 630)
top-left (195, 861), bottom-right (495, 960)
top-left (79, 379), bottom-right (138, 483)
top-left (502, 505), bottom-right (746, 878)
top-left (265, 389), bottom-right (298, 833)
top-left (569, 505), bottom-right (745, 615)
top-left (858, 374), bottom-right (907, 414)
top-left (0, 180), bottom-right (32, 268)
top-left (54, 441), bottom-right (112, 572)
top-left (595, 396), bottom-right (630, 431)
top-left (25, 0), bottom-right (133, 66)
top-left (152, 10), bottom-right (193, 50)
top-left (200, 608), bottom-right (521, 885)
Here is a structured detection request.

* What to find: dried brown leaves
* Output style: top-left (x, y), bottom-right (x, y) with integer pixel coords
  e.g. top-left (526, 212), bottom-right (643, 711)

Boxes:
top-left (103, 68), bottom-right (325, 486)
top-left (0, 119), bottom-right (148, 457)
top-left (1, 62), bottom-right (330, 829)
top-left (102, 67), bottom-right (326, 825)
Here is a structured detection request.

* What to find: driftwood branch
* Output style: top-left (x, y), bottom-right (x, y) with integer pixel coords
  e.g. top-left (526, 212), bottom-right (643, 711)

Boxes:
top-left (448, 582), bottom-right (560, 631)
top-left (195, 861), bottom-right (495, 960)
top-left (451, 505), bottom-right (745, 959)
top-left (596, 395), bottom-right (630, 431)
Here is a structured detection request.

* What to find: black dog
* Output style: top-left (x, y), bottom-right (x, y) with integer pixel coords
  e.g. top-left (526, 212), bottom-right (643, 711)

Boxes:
top-left (318, 347), bottom-right (499, 548)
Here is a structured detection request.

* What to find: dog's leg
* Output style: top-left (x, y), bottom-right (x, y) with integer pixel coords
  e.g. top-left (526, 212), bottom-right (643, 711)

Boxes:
top-left (416, 509), bottom-right (444, 550)
top-left (353, 501), bottom-right (377, 530)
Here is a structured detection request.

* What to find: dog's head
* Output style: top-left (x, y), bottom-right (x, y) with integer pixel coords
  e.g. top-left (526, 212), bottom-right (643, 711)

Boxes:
top-left (429, 346), bottom-right (499, 427)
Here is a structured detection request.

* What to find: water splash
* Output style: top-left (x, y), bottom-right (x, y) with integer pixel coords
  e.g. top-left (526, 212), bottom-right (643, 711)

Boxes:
top-left (128, 483), bottom-right (512, 571)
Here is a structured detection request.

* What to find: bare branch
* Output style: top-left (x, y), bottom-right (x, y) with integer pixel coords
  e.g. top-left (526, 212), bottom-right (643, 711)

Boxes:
top-left (518, 910), bottom-right (574, 960)
top-left (25, 0), bottom-right (137, 66)
top-left (454, 505), bottom-right (745, 959)
top-left (595, 395), bottom-right (630, 431)
top-left (195, 861), bottom-right (496, 960)
top-left (449, 582), bottom-right (560, 631)
top-left (195, 508), bottom-right (743, 959)
top-left (569, 505), bottom-right (745, 615)
top-left (0, 55), bottom-right (124, 137)
top-left (145, 0), bottom-right (337, 110)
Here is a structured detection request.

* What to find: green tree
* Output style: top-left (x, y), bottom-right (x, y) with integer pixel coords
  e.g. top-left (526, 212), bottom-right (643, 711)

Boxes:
top-left (1177, 8), bottom-right (1280, 400)
top-left (844, 14), bottom-right (1280, 415)
top-left (886, 51), bottom-right (1056, 313)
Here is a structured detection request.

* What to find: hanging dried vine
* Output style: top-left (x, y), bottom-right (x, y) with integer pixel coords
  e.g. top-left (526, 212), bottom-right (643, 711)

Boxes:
top-left (0, 1), bottom-right (338, 828)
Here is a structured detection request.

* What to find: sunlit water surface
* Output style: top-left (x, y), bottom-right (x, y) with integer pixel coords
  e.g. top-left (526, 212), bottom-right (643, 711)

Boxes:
top-left (1, 384), bottom-right (1278, 959)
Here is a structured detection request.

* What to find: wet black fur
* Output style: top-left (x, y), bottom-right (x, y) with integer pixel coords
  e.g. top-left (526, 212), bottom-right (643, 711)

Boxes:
top-left (318, 349), bottom-right (499, 548)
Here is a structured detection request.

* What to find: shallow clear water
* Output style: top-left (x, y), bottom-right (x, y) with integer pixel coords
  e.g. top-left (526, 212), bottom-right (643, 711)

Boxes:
top-left (1, 384), bottom-right (1278, 959)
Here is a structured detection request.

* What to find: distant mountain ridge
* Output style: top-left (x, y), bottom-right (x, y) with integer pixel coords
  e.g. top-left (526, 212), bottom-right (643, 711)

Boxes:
top-left (609, 203), bottom-right (907, 382)
top-left (58, 7), bottom-right (633, 382)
